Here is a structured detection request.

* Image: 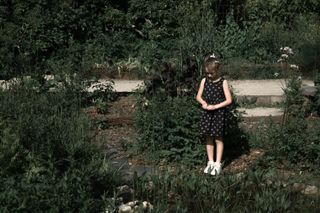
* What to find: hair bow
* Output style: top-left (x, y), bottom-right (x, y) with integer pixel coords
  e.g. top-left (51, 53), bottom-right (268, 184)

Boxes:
top-left (209, 53), bottom-right (216, 58)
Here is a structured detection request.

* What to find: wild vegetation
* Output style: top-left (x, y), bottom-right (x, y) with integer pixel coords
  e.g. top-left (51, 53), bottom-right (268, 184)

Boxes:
top-left (1, 0), bottom-right (320, 212)
top-left (0, 0), bottom-right (319, 80)
top-left (130, 74), bottom-right (320, 212)
top-left (0, 77), bottom-right (121, 212)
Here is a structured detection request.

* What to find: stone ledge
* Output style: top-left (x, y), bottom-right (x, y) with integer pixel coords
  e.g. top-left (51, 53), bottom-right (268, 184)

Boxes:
top-left (237, 95), bottom-right (284, 106)
top-left (238, 107), bottom-right (284, 123)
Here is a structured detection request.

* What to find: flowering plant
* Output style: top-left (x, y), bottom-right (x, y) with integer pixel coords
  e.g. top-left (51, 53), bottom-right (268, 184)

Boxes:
top-left (277, 46), bottom-right (293, 63)
top-left (277, 46), bottom-right (299, 70)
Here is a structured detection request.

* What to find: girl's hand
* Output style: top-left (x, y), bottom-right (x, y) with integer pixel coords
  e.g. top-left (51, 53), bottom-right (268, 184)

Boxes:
top-left (207, 105), bottom-right (217, 110)
top-left (202, 103), bottom-right (208, 110)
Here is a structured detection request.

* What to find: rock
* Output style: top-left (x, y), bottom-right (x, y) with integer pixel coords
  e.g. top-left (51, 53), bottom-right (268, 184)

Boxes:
top-left (301, 85), bottom-right (317, 97)
top-left (142, 201), bottom-right (154, 210)
top-left (118, 204), bottom-right (133, 213)
top-left (301, 185), bottom-right (318, 195)
top-left (117, 200), bottom-right (153, 213)
top-left (126, 200), bottom-right (139, 207)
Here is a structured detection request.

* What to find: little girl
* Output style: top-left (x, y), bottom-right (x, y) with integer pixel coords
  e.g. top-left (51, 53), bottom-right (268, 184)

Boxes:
top-left (196, 53), bottom-right (232, 175)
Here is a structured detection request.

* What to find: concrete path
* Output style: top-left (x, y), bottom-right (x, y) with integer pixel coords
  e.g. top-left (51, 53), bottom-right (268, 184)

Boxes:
top-left (107, 79), bottom-right (314, 96)
top-left (238, 107), bottom-right (284, 122)
top-left (102, 79), bottom-right (313, 119)
top-left (1, 76), bottom-right (314, 96)
top-left (238, 107), bottom-right (284, 117)
top-left (1, 77), bottom-right (314, 118)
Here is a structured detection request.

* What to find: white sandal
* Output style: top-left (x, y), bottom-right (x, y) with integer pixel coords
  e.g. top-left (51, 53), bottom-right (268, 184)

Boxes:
top-left (204, 161), bottom-right (215, 174)
top-left (210, 162), bottom-right (222, 176)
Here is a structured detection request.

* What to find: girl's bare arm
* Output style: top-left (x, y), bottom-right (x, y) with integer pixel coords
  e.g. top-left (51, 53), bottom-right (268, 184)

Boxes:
top-left (196, 78), bottom-right (208, 107)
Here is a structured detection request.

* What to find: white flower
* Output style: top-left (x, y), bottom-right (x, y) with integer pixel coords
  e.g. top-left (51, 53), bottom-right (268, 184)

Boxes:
top-left (280, 47), bottom-right (283, 51)
top-left (277, 58), bottom-right (284, 63)
top-left (281, 54), bottom-right (289, 58)
top-left (290, 64), bottom-right (299, 69)
top-left (274, 72), bottom-right (279, 77)
top-left (284, 46), bottom-right (290, 51)
top-left (282, 46), bottom-right (294, 54)
top-left (288, 49), bottom-right (294, 54)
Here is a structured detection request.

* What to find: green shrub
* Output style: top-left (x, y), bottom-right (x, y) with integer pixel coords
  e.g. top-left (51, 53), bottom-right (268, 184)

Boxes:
top-left (133, 92), bottom-right (248, 165)
top-left (133, 95), bottom-right (204, 164)
top-left (0, 80), bottom-right (121, 212)
top-left (266, 76), bottom-right (320, 171)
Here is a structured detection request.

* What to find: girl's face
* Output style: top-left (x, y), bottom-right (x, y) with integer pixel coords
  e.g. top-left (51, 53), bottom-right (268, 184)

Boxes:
top-left (205, 67), bottom-right (218, 80)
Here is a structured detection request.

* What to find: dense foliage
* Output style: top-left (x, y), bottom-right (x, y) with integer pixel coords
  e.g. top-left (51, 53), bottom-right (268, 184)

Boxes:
top-left (133, 95), bottom-right (204, 164)
top-left (133, 92), bottom-right (248, 165)
top-left (1, 0), bottom-right (320, 79)
top-left (0, 79), bottom-right (120, 212)
top-left (1, 1), bottom-right (319, 211)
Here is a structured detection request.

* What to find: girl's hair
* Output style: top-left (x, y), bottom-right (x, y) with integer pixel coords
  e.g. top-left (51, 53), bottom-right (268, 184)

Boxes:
top-left (204, 53), bottom-right (220, 71)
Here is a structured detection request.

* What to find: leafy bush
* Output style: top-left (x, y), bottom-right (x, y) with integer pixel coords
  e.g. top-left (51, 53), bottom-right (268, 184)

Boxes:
top-left (133, 92), bottom-right (248, 165)
top-left (133, 95), bottom-right (204, 164)
top-left (0, 80), bottom-right (121, 212)
top-left (266, 76), bottom-right (320, 171)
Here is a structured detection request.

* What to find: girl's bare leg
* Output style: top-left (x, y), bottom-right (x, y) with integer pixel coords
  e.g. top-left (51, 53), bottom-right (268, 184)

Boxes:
top-left (215, 137), bottom-right (224, 164)
top-left (204, 135), bottom-right (215, 174)
top-left (206, 135), bottom-right (214, 162)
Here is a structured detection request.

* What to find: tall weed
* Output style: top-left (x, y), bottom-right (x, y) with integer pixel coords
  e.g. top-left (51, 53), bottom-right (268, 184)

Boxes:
top-left (133, 168), bottom-right (318, 212)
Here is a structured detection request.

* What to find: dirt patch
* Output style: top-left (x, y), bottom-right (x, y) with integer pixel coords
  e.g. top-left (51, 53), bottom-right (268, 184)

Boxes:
top-left (96, 125), bottom-right (137, 159)
top-left (224, 148), bottom-right (265, 173)
top-left (86, 95), bottom-right (138, 159)
top-left (107, 95), bottom-right (137, 118)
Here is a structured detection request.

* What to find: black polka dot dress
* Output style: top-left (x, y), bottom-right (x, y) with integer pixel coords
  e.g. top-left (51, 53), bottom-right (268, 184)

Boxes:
top-left (200, 77), bottom-right (226, 137)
